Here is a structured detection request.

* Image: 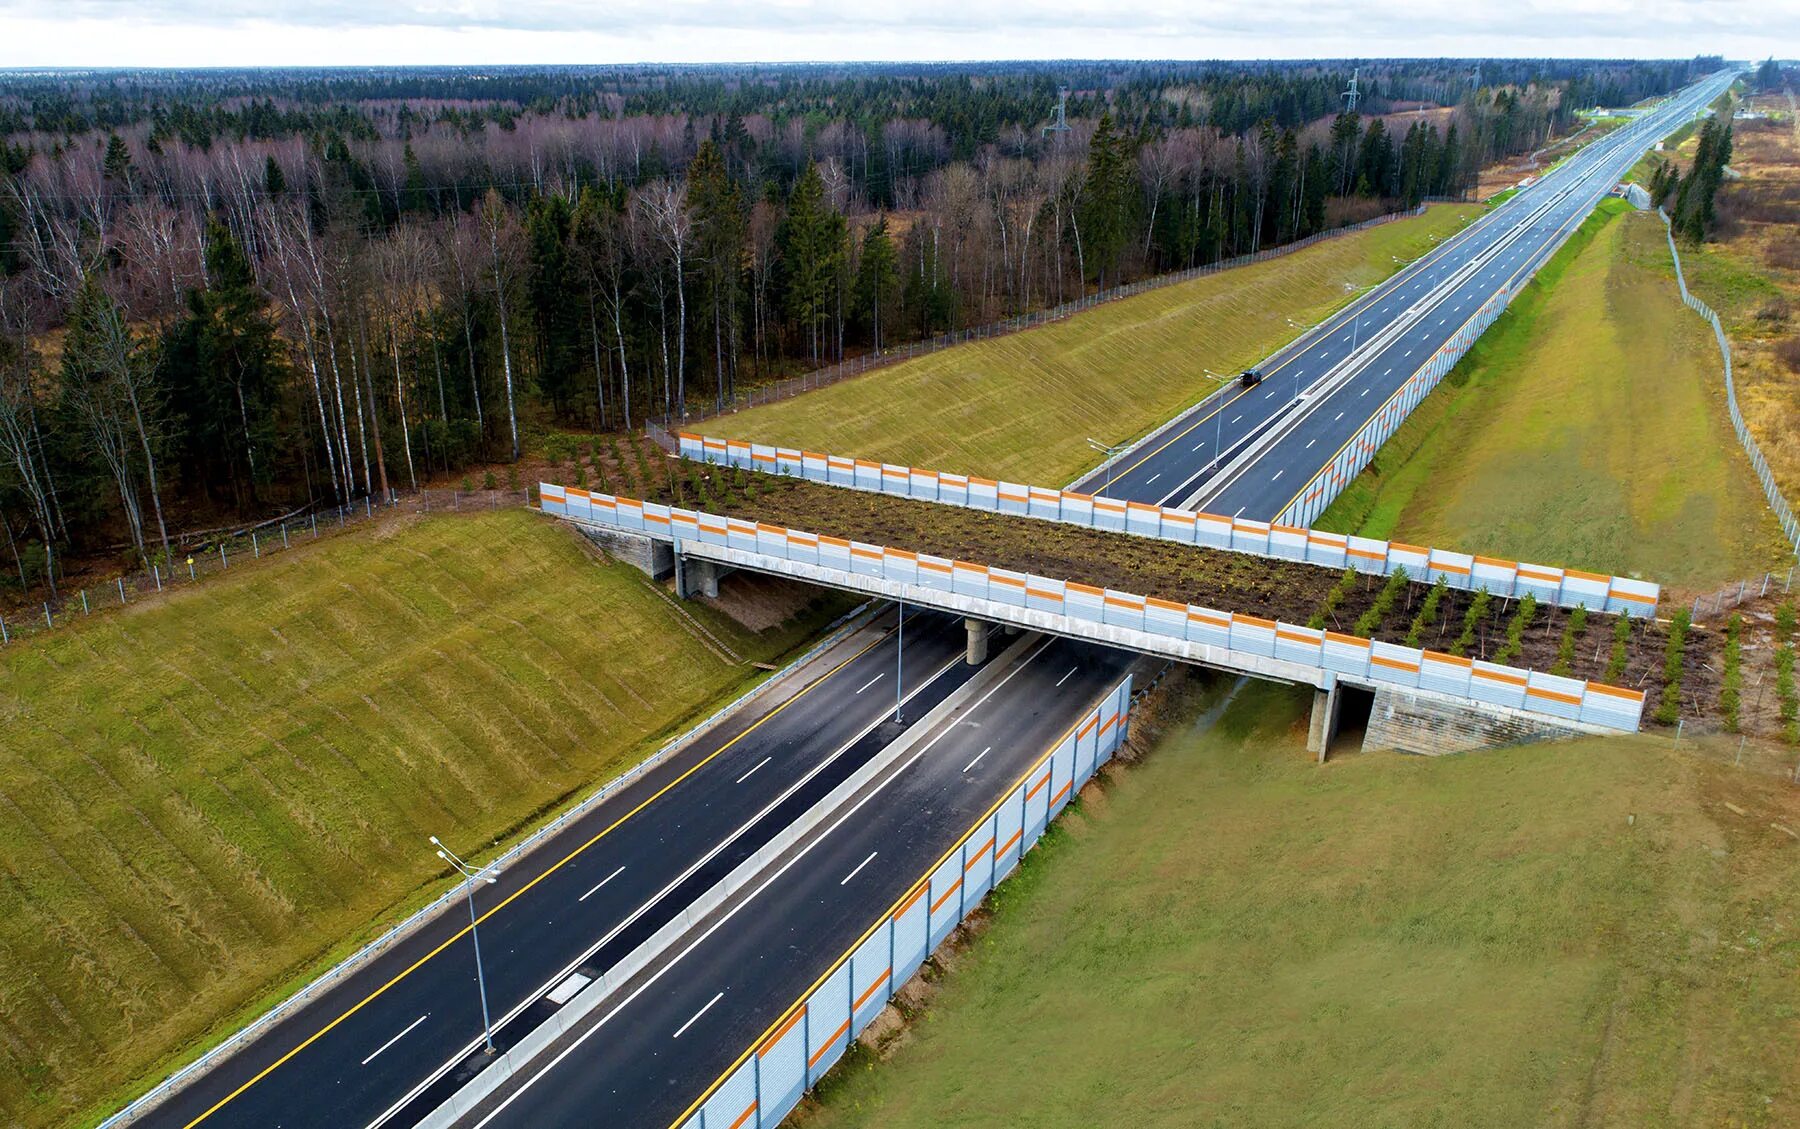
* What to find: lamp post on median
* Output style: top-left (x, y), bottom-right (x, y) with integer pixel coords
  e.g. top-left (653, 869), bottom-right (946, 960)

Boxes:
top-left (1085, 437), bottom-right (1127, 496)
top-left (432, 835), bottom-right (501, 1055)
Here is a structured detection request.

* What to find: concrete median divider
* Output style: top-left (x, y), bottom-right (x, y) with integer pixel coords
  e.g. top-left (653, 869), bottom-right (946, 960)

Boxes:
top-left (666, 669), bottom-right (1136, 1129)
top-left (417, 630), bottom-right (1050, 1129)
top-left (664, 431), bottom-right (1662, 617)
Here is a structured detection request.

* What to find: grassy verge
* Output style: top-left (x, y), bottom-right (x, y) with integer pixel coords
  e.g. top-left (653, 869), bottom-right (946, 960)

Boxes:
top-left (793, 678), bottom-right (1800, 1129)
top-left (1315, 199), bottom-right (1790, 592)
top-left (0, 507), bottom-right (842, 1129)
top-left (717, 204), bottom-right (1480, 485)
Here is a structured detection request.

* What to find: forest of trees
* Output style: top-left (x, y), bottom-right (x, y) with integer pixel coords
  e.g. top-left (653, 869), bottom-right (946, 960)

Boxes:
top-left (0, 58), bottom-right (1718, 595)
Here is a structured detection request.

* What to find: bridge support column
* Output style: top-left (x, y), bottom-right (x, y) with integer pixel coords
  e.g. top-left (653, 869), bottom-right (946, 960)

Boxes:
top-left (964, 618), bottom-right (989, 665)
top-left (675, 554), bottom-right (723, 600)
top-left (1307, 676), bottom-right (1341, 763)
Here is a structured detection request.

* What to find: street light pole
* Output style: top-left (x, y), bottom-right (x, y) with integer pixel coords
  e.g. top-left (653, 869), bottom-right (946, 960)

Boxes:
top-left (1084, 437), bottom-right (1127, 495)
top-left (432, 835), bottom-right (500, 1055)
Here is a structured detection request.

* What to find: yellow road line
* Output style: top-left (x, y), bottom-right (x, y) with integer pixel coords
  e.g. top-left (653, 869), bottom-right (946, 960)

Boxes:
top-left (666, 684), bottom-right (1110, 1129)
top-left (181, 623), bottom-right (898, 1128)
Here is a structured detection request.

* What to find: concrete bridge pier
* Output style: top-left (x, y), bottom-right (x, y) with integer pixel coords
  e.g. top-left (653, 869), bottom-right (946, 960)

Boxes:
top-left (1307, 675), bottom-right (1341, 762)
top-left (964, 618), bottom-right (989, 665)
top-left (675, 553), bottom-right (730, 599)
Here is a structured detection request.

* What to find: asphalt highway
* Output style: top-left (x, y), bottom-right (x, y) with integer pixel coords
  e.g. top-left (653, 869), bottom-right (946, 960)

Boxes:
top-left (1072, 70), bottom-right (1738, 523)
top-left (132, 608), bottom-right (1001, 1129)
top-left (461, 635), bottom-right (1137, 1129)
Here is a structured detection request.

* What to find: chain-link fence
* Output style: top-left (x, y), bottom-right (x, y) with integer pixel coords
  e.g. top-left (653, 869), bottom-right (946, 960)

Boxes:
top-left (1660, 207), bottom-right (1800, 560)
top-left (0, 487), bottom-right (532, 650)
top-left (1689, 567), bottom-right (1798, 622)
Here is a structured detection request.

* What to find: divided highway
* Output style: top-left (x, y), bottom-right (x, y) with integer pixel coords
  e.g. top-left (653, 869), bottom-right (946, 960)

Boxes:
top-left (127, 610), bottom-right (1067, 1129)
top-left (1074, 70), bottom-right (1738, 523)
top-left (121, 71), bottom-right (1729, 1129)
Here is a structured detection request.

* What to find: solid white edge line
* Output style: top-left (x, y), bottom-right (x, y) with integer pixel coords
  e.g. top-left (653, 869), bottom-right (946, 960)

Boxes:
top-left (364, 639), bottom-right (971, 1129)
top-left (469, 638), bottom-right (1060, 1129)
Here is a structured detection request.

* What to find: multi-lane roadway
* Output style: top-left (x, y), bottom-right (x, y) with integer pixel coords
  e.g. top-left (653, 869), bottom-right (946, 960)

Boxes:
top-left (127, 69), bottom-right (1731, 1129)
top-left (1073, 69), bottom-right (1738, 523)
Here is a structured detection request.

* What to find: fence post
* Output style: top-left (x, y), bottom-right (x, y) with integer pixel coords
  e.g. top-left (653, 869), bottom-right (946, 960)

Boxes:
top-left (282, 523), bottom-right (289, 549)
top-left (80, 590), bottom-right (89, 615)
top-left (220, 544), bottom-right (228, 570)
top-left (43, 602), bottom-right (51, 629)
top-left (118, 577), bottom-right (126, 604)
top-left (0, 615), bottom-right (7, 644)
top-left (187, 557), bottom-right (196, 581)
top-left (252, 531), bottom-right (260, 559)
top-left (153, 565), bottom-right (161, 592)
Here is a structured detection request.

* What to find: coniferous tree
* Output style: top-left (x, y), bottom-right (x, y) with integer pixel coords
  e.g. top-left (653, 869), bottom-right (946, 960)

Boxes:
top-left (852, 217), bottom-right (901, 351)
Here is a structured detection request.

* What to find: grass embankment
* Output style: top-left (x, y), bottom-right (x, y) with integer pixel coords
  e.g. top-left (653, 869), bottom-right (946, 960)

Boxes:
top-left (718, 204), bottom-right (1480, 485)
top-left (794, 678), bottom-right (1800, 1129)
top-left (1316, 199), bottom-right (1790, 593)
top-left (0, 508), bottom-right (841, 1129)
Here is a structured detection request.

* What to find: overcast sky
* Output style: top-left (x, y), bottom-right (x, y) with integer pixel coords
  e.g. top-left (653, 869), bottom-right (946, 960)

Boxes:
top-left (0, 0), bottom-right (1789, 69)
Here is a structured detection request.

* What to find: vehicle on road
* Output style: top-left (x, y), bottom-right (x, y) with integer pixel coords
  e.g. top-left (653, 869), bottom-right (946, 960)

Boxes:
top-left (1239, 368), bottom-right (1264, 388)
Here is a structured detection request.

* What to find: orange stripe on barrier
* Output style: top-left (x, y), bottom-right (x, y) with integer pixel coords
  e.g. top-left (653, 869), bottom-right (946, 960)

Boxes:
top-left (853, 970), bottom-right (891, 1012)
top-left (963, 837), bottom-right (995, 870)
top-left (1389, 541), bottom-right (1426, 555)
top-left (1473, 555), bottom-right (1516, 570)
top-left (760, 1008), bottom-right (806, 1057)
top-left (1346, 546), bottom-right (1384, 560)
top-left (893, 884), bottom-right (928, 920)
top-left (1526, 686), bottom-right (1584, 706)
top-left (1230, 520), bottom-right (1266, 532)
top-left (1162, 510), bottom-right (1196, 526)
top-left (1585, 682), bottom-right (1645, 702)
top-left (1189, 609), bottom-right (1230, 627)
top-left (678, 431), bottom-right (701, 442)
top-left (920, 559), bottom-right (952, 575)
top-left (855, 458), bottom-right (880, 469)
top-left (1516, 564), bottom-right (1561, 581)
top-left (1026, 771), bottom-right (1052, 801)
top-left (819, 535), bottom-right (850, 548)
top-left (1429, 560), bottom-right (1471, 575)
top-left (1271, 523), bottom-right (1305, 536)
top-left (1608, 588), bottom-right (1656, 604)
top-left (884, 548), bottom-right (918, 561)
top-left (850, 545), bottom-right (882, 559)
top-left (726, 1100), bottom-right (759, 1129)
top-left (645, 512), bottom-right (670, 525)
top-left (1146, 596), bottom-right (1185, 613)
top-left (1026, 587), bottom-right (1064, 602)
top-left (1472, 667), bottom-right (1528, 687)
top-left (756, 523), bottom-right (785, 534)
top-left (803, 450), bottom-right (826, 462)
top-left (1324, 631), bottom-right (1370, 648)
top-left (989, 573), bottom-right (1026, 589)
top-left (1423, 651), bottom-right (1473, 668)
top-left (1564, 568), bottom-right (1609, 583)
top-left (1232, 614), bottom-right (1277, 630)
top-left (1051, 780), bottom-right (1073, 805)
top-left (751, 452), bottom-right (776, 463)
top-left (1275, 628), bottom-right (1319, 644)
top-left (1103, 594), bottom-right (1144, 609)
top-left (954, 560), bottom-right (988, 575)
top-left (997, 829), bottom-right (1024, 857)
top-left (1094, 498), bottom-right (1126, 513)
top-left (808, 1021), bottom-right (851, 1067)
top-left (1127, 501), bottom-right (1160, 513)
top-left (970, 476), bottom-right (998, 488)
top-left (1066, 582), bottom-right (1103, 596)
top-left (1078, 715), bottom-right (1098, 738)
top-left (930, 879), bottom-right (963, 914)
top-left (1062, 490), bottom-right (1094, 502)
top-left (1371, 654), bottom-right (1421, 673)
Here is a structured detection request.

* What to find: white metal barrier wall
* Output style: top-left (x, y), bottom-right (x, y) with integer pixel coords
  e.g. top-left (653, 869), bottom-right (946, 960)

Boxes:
top-left (1659, 208), bottom-right (1800, 557)
top-left (542, 485), bottom-right (1649, 733)
top-left (666, 674), bottom-right (1134, 1129)
top-left (671, 432), bottom-right (1662, 618)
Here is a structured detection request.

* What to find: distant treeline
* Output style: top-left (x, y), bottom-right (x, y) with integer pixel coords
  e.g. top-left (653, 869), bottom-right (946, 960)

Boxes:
top-left (0, 58), bottom-right (1717, 593)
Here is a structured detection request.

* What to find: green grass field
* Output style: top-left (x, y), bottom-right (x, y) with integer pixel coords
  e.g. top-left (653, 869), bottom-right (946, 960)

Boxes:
top-left (796, 678), bottom-right (1800, 1129)
top-left (719, 204), bottom-right (1480, 485)
top-left (1315, 200), bottom-right (1789, 592)
top-left (0, 508), bottom-right (838, 1129)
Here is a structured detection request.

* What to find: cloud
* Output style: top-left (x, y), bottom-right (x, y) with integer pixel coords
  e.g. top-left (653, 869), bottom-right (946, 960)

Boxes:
top-left (0, 0), bottom-right (1788, 67)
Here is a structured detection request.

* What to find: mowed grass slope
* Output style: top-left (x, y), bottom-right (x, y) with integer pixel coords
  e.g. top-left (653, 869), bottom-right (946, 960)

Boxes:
top-left (0, 508), bottom-right (832, 1129)
top-left (797, 679), bottom-right (1800, 1129)
top-left (722, 204), bottom-right (1479, 485)
top-left (1318, 201), bottom-right (1788, 592)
